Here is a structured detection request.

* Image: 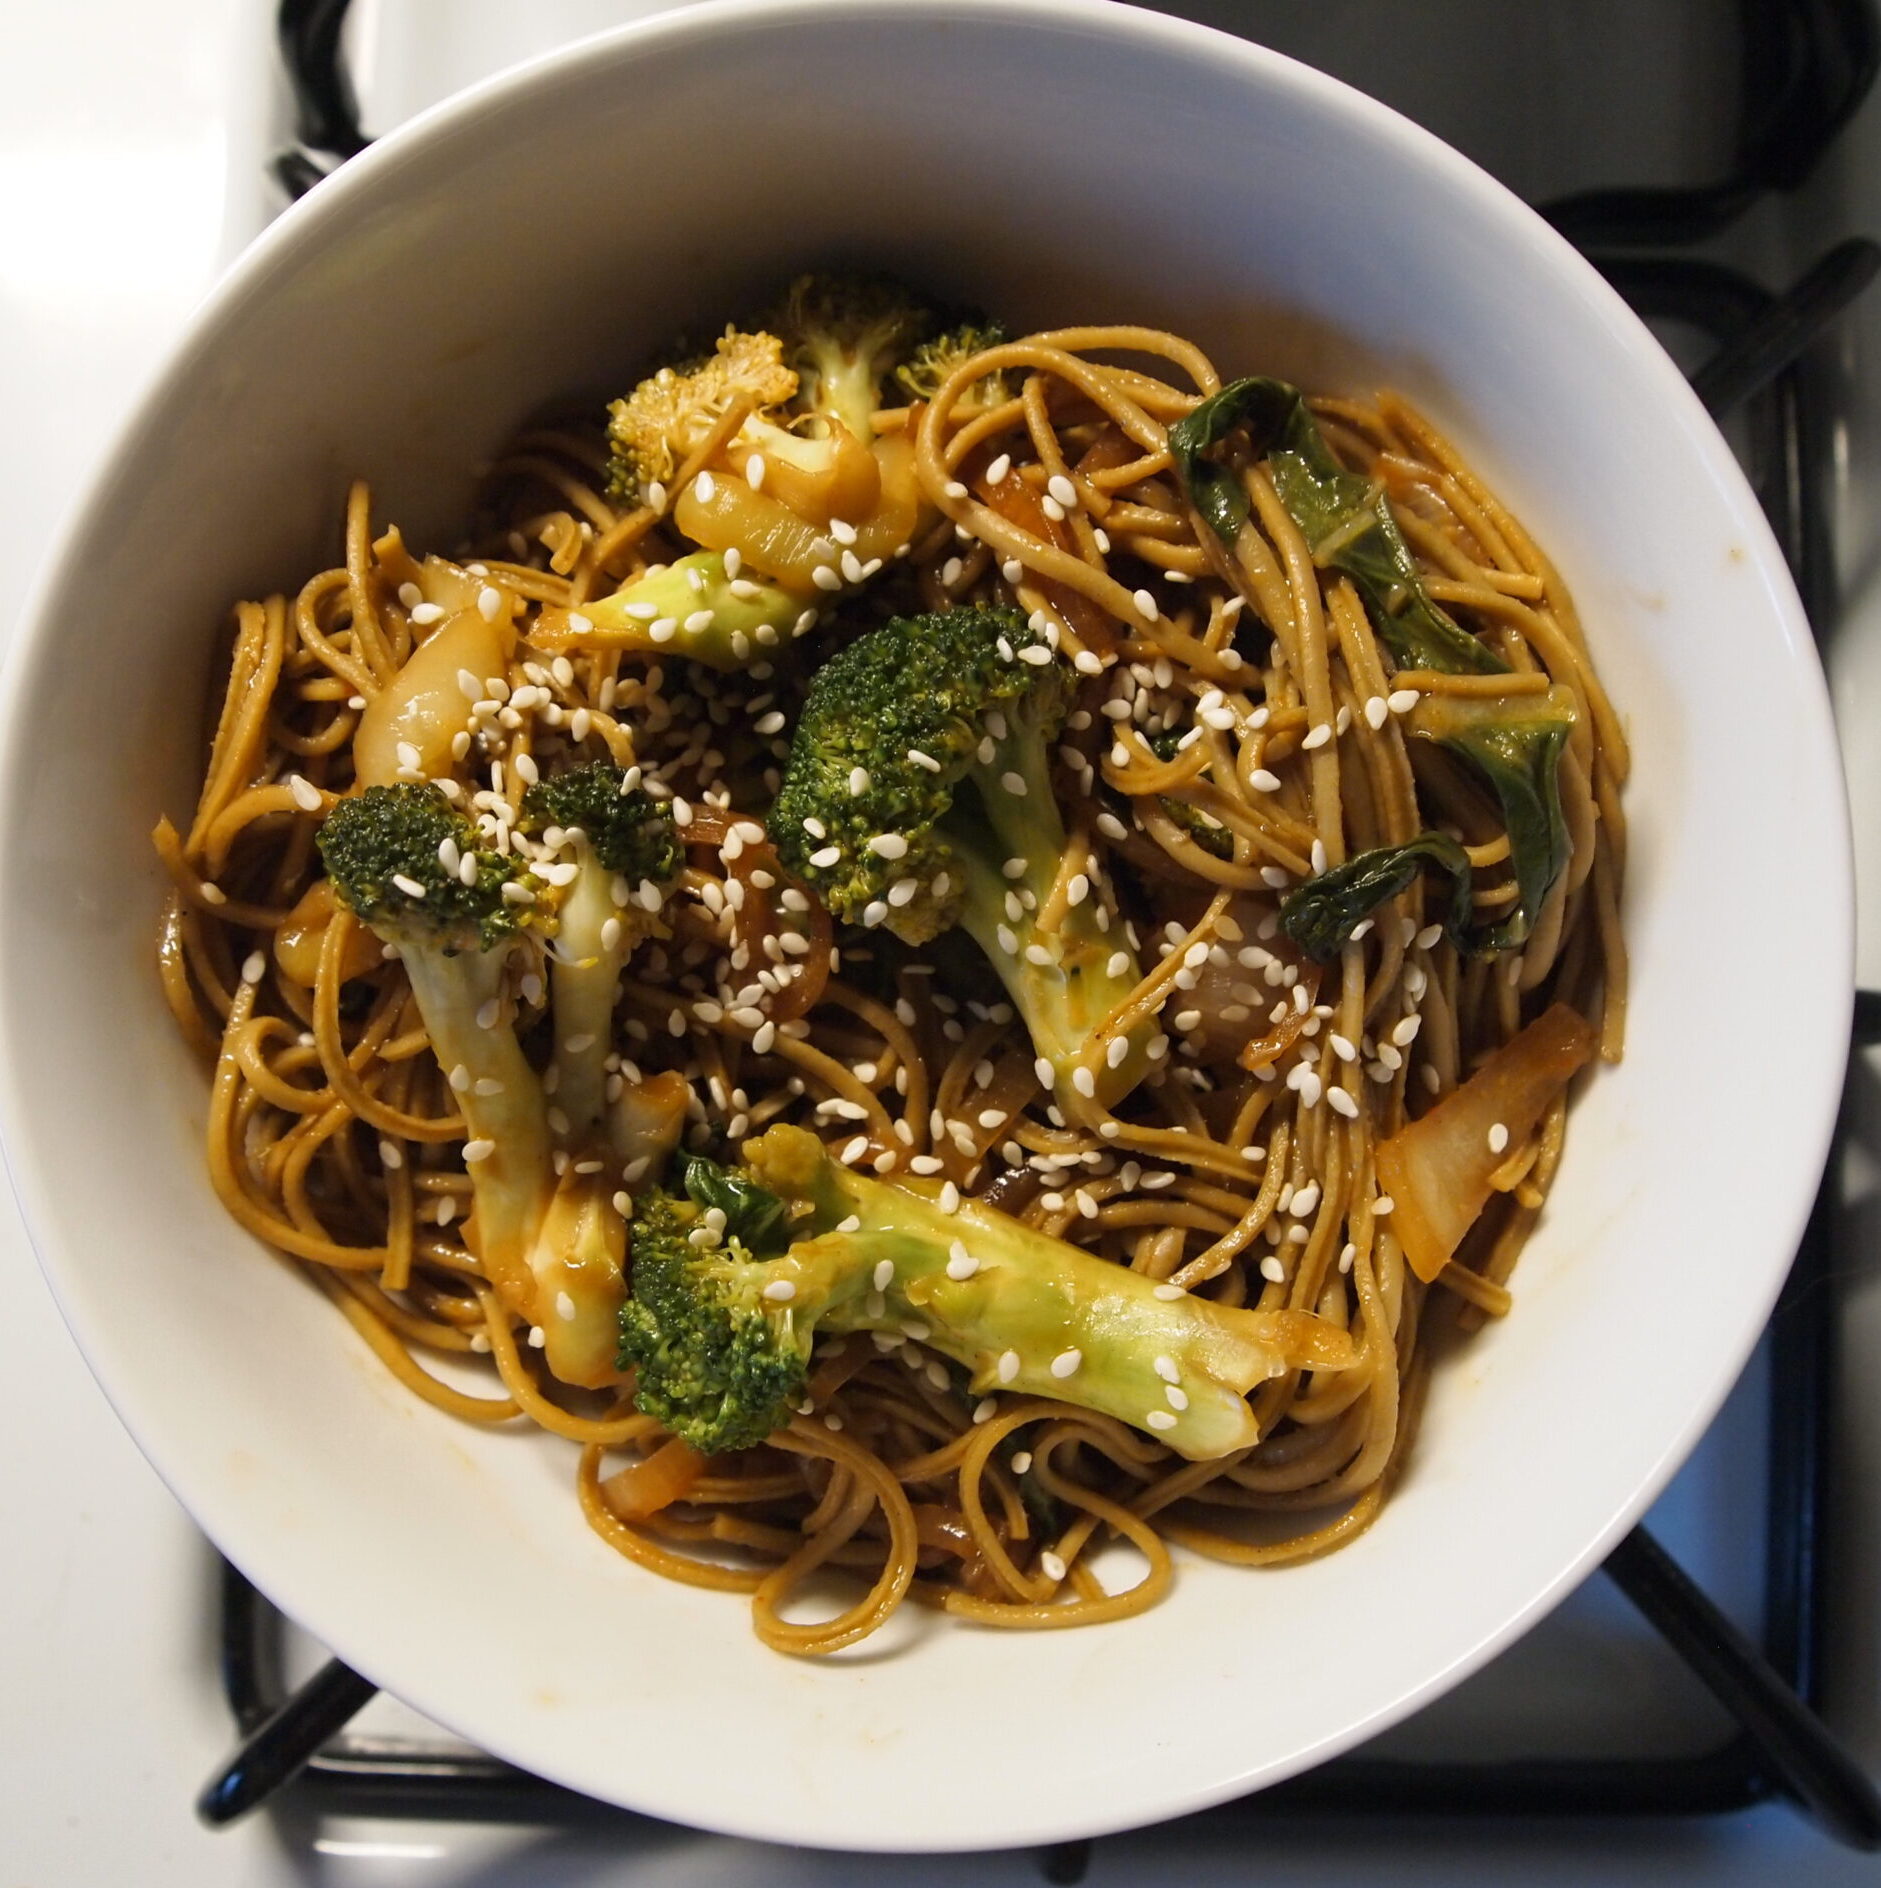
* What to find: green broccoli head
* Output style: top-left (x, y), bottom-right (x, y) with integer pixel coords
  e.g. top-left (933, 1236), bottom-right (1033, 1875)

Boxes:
top-left (893, 316), bottom-right (1013, 409)
top-left (617, 1160), bottom-right (813, 1455)
top-left (517, 761), bottom-right (681, 885)
top-left (771, 606), bottom-right (1066, 943)
top-left (317, 784), bottom-right (530, 952)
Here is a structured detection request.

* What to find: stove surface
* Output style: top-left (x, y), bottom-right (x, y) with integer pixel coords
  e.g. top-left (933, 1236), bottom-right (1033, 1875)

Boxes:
top-left (4, 3), bottom-right (1880, 1881)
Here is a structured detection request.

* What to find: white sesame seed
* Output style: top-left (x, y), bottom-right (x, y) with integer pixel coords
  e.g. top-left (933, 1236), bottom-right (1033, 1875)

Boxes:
top-left (238, 950), bottom-right (266, 985)
top-left (868, 832), bottom-right (907, 859)
top-left (1047, 473), bottom-right (1078, 509)
top-left (1375, 1195), bottom-right (1396, 1215)
top-left (1488, 1121), bottom-right (1510, 1154)
top-left (1040, 1550), bottom-right (1068, 1582)
top-left (807, 845), bottom-right (841, 869)
top-left (1311, 839), bottom-right (1329, 875)
top-left (1153, 1282), bottom-right (1185, 1299)
top-left (812, 565), bottom-right (843, 592)
top-left (1328, 1087), bottom-right (1359, 1118)
top-left (1153, 1354), bottom-right (1179, 1383)
top-left (1415, 923), bottom-right (1444, 950)
top-left (1302, 722), bottom-right (1332, 750)
top-left (1146, 1410), bottom-right (1178, 1431)
top-left (462, 1138), bottom-right (496, 1163)
top-left (1392, 1015), bottom-right (1422, 1046)
top-left (476, 584), bottom-right (502, 622)
top-left (907, 748), bottom-right (941, 772)
top-left (1071, 1067), bottom-right (1096, 1099)
top-left (943, 478), bottom-right (969, 500)
top-left (1260, 1255), bottom-right (1286, 1283)
top-left (1389, 688), bottom-right (1419, 715)
top-left (761, 1278), bottom-right (796, 1303)
top-left (939, 1181), bottom-right (960, 1213)
top-left (997, 1349), bottom-right (1021, 1383)
top-left (1050, 1348), bottom-right (1082, 1378)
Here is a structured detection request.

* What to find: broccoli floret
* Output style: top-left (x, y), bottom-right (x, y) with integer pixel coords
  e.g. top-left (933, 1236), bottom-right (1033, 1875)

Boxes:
top-left (893, 316), bottom-right (1013, 410)
top-left (618, 1126), bottom-right (1354, 1459)
top-left (617, 1166), bottom-right (812, 1454)
top-left (607, 328), bottom-right (800, 511)
top-left (772, 608), bottom-right (1152, 1113)
top-left (585, 274), bottom-right (935, 669)
top-left (771, 271), bottom-right (932, 445)
top-left (318, 781), bottom-right (657, 1391)
top-left (318, 786), bottom-right (556, 1330)
top-left (519, 762), bottom-right (680, 1138)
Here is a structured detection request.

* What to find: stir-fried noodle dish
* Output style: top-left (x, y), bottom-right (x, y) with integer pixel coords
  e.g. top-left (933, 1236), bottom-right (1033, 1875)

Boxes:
top-left (157, 276), bottom-right (1626, 1655)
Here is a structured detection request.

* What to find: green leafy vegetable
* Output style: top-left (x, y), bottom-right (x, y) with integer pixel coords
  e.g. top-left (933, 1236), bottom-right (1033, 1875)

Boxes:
top-left (678, 1151), bottom-right (789, 1255)
top-left (1169, 379), bottom-right (1580, 949)
top-left (1167, 377), bottom-right (1506, 677)
top-left (1280, 834), bottom-right (1475, 962)
top-left (1408, 687), bottom-right (1578, 951)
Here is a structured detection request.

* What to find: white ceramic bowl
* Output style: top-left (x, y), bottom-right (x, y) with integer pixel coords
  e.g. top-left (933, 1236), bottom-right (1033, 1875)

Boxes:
top-left (0, 0), bottom-right (1850, 1853)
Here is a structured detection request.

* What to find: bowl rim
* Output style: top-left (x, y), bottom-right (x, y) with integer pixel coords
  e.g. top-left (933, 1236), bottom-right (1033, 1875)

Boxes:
top-left (0, 0), bottom-right (1853, 1851)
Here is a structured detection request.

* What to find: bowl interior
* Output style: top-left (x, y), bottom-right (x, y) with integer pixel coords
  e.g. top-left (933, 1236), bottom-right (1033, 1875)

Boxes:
top-left (0, 0), bottom-right (1846, 1852)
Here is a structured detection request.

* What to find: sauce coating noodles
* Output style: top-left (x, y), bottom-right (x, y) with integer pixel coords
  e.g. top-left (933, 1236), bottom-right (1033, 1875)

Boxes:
top-left (158, 323), bottom-right (1624, 1654)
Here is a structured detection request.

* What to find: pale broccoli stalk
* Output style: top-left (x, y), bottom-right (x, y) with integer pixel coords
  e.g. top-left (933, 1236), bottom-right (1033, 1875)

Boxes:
top-left (532, 551), bottom-right (815, 671)
top-left (551, 275), bottom-right (935, 670)
top-left (317, 785), bottom-right (553, 1315)
top-left (518, 762), bottom-right (680, 1140)
top-left (618, 1126), bottom-right (1355, 1458)
top-left (773, 607), bottom-right (1153, 1115)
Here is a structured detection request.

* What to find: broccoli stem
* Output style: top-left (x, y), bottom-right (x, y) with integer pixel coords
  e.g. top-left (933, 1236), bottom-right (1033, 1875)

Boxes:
top-left (398, 943), bottom-right (552, 1305)
top-left (545, 840), bottom-right (628, 1140)
top-left (950, 738), bottom-right (1151, 1111)
top-left (543, 552), bottom-right (811, 670)
top-left (745, 1127), bottom-right (1337, 1458)
top-left (525, 1164), bottom-right (630, 1388)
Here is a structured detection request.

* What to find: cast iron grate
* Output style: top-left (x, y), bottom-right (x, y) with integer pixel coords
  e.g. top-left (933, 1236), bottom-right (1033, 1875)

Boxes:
top-left (197, 0), bottom-right (1881, 1869)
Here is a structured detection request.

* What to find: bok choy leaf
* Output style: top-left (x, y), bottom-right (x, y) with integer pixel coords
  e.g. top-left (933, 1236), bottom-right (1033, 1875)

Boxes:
top-left (1406, 686), bottom-right (1578, 952)
top-left (1168, 379), bottom-right (1580, 952)
top-left (1279, 833), bottom-right (1474, 963)
top-left (1167, 377), bottom-right (1506, 677)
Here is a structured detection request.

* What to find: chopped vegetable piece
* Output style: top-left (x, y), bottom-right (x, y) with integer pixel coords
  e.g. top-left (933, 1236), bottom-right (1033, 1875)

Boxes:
top-left (1374, 1002), bottom-right (1595, 1283)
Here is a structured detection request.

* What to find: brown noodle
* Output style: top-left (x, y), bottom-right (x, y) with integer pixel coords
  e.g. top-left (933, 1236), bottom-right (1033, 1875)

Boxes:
top-left (157, 323), bottom-right (1625, 1655)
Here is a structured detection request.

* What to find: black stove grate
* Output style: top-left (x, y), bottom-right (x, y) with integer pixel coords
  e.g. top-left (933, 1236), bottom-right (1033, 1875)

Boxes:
top-left (198, 0), bottom-right (1881, 1866)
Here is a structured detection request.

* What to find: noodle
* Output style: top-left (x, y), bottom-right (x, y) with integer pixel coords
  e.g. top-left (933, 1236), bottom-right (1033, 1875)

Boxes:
top-left (158, 312), bottom-right (1624, 1655)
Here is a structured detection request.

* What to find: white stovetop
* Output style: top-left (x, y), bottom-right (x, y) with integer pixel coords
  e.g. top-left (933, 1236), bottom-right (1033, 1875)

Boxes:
top-left (6, 3), bottom-right (1881, 1881)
